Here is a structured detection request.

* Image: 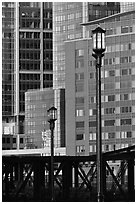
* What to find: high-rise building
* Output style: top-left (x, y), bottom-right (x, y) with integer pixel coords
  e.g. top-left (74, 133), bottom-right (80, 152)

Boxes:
top-left (53, 2), bottom-right (122, 89)
top-left (120, 2), bottom-right (135, 12)
top-left (25, 88), bottom-right (65, 149)
top-left (53, 2), bottom-right (130, 145)
top-left (25, 88), bottom-right (54, 149)
top-left (2, 2), bottom-right (135, 150)
top-left (2, 2), bottom-right (53, 149)
top-left (65, 10), bottom-right (135, 156)
top-left (88, 2), bottom-right (120, 21)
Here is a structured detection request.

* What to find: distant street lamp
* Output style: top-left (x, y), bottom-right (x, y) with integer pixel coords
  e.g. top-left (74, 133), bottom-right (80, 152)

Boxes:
top-left (92, 25), bottom-right (106, 202)
top-left (47, 106), bottom-right (57, 201)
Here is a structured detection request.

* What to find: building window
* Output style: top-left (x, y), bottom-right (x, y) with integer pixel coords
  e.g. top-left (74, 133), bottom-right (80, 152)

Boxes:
top-left (7, 138), bottom-right (10, 143)
top-left (108, 95), bottom-right (115, 101)
top-left (76, 121), bottom-right (84, 129)
top-left (104, 58), bottom-right (108, 65)
top-left (127, 131), bottom-right (132, 138)
top-left (104, 120), bottom-right (115, 126)
top-left (121, 69), bottom-right (128, 75)
top-left (120, 132), bottom-right (127, 138)
top-left (120, 93), bottom-right (130, 101)
top-left (75, 49), bottom-right (84, 68)
top-left (89, 109), bottom-right (92, 116)
top-left (103, 132), bottom-right (108, 140)
top-left (108, 132), bottom-right (115, 139)
top-left (89, 145), bottom-right (96, 153)
top-left (120, 106), bottom-right (132, 113)
top-left (109, 70), bottom-right (115, 77)
top-left (75, 73), bottom-right (84, 81)
top-left (93, 109), bottom-right (96, 115)
top-left (76, 134), bottom-right (84, 140)
top-left (75, 59), bottom-right (84, 68)
top-left (76, 145), bottom-right (85, 153)
top-left (13, 138), bottom-right (16, 143)
top-left (20, 138), bottom-right (24, 144)
top-left (105, 108), bottom-right (115, 114)
top-left (2, 138), bottom-right (5, 143)
top-left (76, 49), bottom-right (84, 57)
top-left (121, 26), bottom-right (129, 33)
top-left (90, 96), bottom-right (96, 103)
top-left (89, 132), bottom-right (96, 140)
top-left (89, 121), bottom-right (96, 127)
top-left (89, 109), bottom-right (96, 116)
top-left (90, 72), bottom-right (95, 79)
top-left (76, 109), bottom-right (84, 117)
top-left (105, 144), bottom-right (109, 151)
top-left (121, 119), bottom-right (131, 125)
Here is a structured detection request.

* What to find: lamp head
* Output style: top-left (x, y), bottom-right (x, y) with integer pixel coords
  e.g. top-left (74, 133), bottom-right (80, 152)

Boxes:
top-left (47, 106), bottom-right (57, 122)
top-left (92, 25), bottom-right (106, 55)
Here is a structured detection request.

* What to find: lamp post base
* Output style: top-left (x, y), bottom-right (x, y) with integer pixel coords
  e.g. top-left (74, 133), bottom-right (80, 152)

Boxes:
top-left (97, 192), bottom-right (104, 202)
top-left (51, 197), bottom-right (54, 202)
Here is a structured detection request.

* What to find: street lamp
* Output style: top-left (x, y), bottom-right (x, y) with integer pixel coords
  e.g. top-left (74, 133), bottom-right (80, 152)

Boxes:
top-left (92, 25), bottom-right (106, 202)
top-left (47, 106), bottom-right (57, 201)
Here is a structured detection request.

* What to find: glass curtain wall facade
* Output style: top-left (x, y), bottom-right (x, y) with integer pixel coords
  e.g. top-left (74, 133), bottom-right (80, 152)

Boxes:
top-left (19, 2), bottom-right (53, 114)
top-left (2, 2), bottom-right (53, 149)
top-left (2, 3), bottom-right (17, 149)
top-left (2, 2), bottom-right (15, 119)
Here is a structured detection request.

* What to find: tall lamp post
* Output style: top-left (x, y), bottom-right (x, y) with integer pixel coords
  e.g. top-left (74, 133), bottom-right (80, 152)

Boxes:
top-left (47, 106), bottom-right (57, 201)
top-left (92, 26), bottom-right (106, 202)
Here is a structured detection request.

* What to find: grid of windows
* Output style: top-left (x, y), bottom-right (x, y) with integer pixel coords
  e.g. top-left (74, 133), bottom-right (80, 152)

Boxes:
top-left (53, 2), bottom-right (83, 88)
top-left (65, 7), bottom-right (135, 156)
top-left (2, 2), bottom-right (15, 116)
top-left (88, 2), bottom-right (120, 21)
top-left (18, 3), bottom-right (53, 115)
top-left (25, 89), bottom-right (54, 148)
top-left (19, 74), bottom-right (41, 112)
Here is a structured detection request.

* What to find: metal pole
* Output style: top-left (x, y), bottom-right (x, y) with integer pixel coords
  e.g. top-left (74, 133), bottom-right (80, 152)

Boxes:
top-left (96, 55), bottom-right (103, 202)
top-left (50, 122), bottom-right (54, 201)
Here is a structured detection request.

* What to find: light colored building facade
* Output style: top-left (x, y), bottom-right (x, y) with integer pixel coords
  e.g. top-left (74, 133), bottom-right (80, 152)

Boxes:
top-left (25, 88), bottom-right (65, 149)
top-left (53, 2), bottom-right (135, 90)
top-left (65, 10), bottom-right (135, 156)
top-left (53, 2), bottom-right (122, 144)
top-left (2, 2), bottom-right (53, 149)
top-left (53, 2), bottom-right (122, 89)
top-left (120, 2), bottom-right (135, 12)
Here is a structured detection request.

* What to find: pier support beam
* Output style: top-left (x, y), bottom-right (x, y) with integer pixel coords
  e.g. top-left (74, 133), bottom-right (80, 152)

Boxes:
top-left (62, 161), bottom-right (72, 200)
top-left (128, 159), bottom-right (134, 201)
top-left (33, 162), bottom-right (45, 201)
